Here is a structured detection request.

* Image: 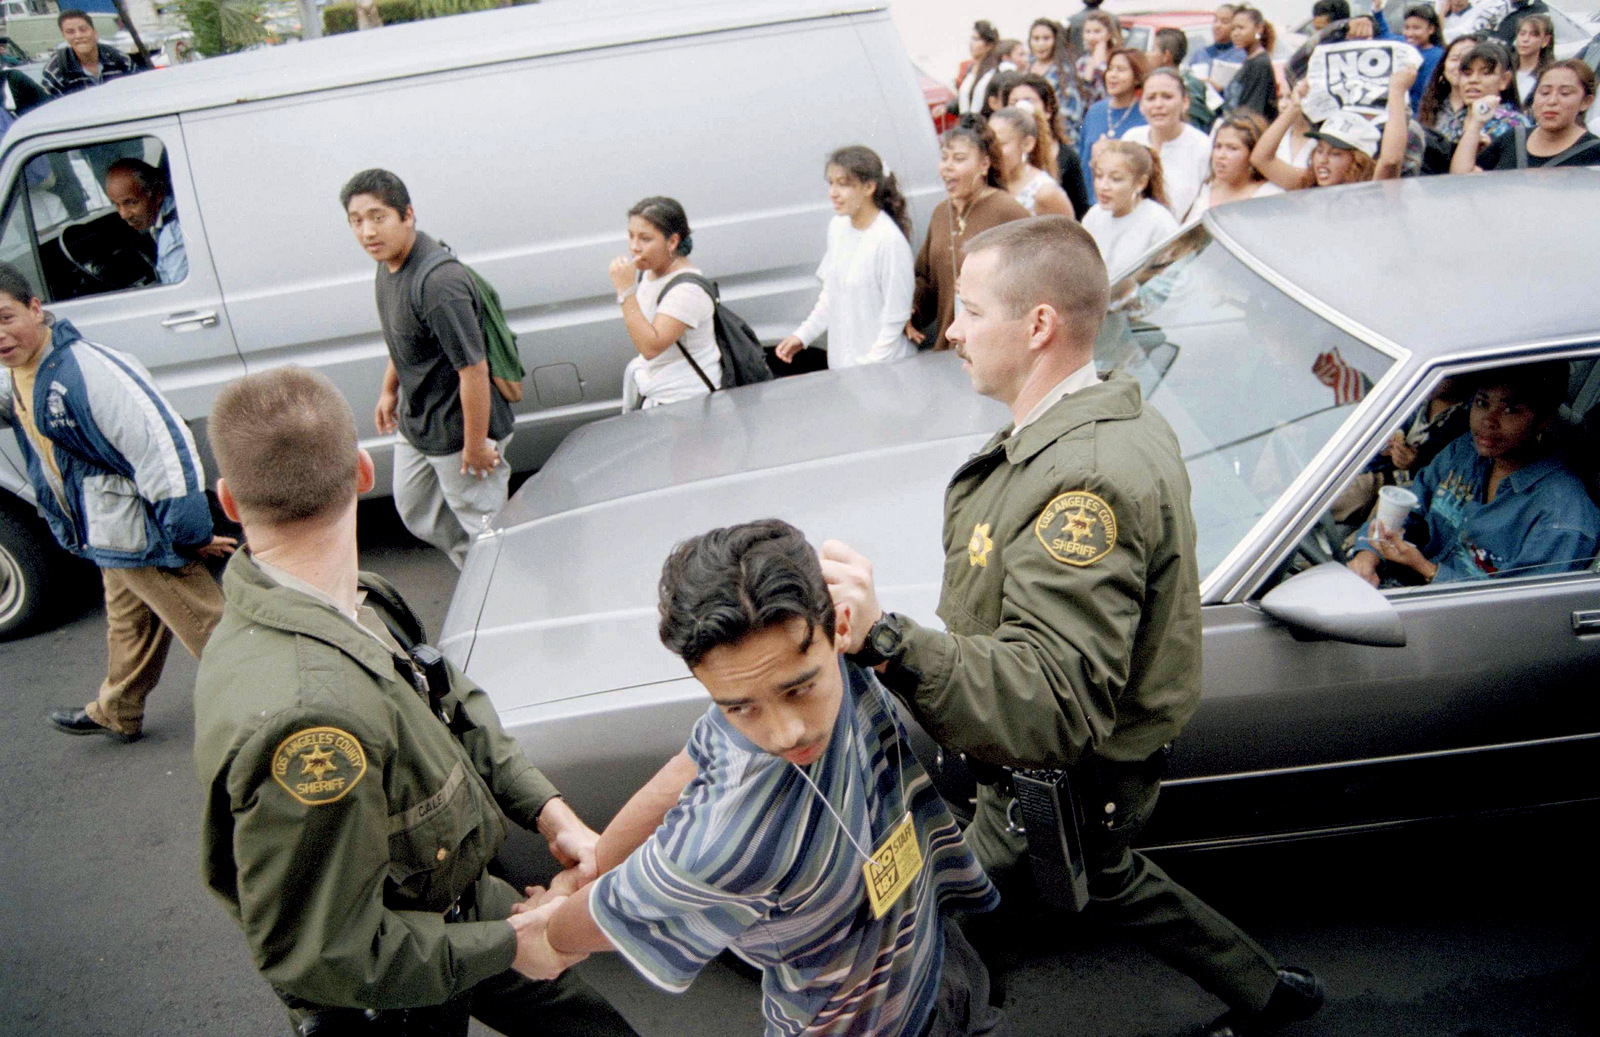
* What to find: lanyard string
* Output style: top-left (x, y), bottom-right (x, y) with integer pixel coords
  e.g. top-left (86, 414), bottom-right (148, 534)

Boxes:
top-left (786, 682), bottom-right (911, 869)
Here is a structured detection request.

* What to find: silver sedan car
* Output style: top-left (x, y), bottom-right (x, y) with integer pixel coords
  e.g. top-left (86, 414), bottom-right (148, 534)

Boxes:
top-left (440, 170), bottom-right (1600, 853)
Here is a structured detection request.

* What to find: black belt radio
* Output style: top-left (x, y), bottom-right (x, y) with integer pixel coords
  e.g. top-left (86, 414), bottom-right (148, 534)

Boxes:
top-left (1007, 768), bottom-right (1091, 913)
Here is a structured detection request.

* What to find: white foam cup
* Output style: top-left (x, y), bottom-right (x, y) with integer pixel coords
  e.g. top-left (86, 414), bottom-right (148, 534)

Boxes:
top-left (1374, 485), bottom-right (1418, 536)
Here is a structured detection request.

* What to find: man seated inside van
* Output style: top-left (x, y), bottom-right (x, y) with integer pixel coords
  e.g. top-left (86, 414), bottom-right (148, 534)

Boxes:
top-left (524, 520), bottom-right (1006, 1037)
top-left (1348, 362), bottom-right (1600, 586)
top-left (104, 159), bottom-right (186, 285)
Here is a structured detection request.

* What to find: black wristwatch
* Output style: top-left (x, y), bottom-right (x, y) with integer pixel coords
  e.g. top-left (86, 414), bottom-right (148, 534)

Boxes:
top-left (850, 612), bottom-right (909, 668)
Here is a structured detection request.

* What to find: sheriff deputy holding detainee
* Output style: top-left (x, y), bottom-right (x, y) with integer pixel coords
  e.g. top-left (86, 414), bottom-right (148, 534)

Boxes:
top-left (192, 366), bottom-right (637, 1037)
top-left (821, 216), bottom-right (1326, 1037)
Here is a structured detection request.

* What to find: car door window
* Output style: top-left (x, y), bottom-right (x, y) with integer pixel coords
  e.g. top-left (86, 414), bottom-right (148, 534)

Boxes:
top-left (1299, 357), bottom-right (1600, 591)
top-left (10, 136), bottom-right (187, 302)
top-left (1093, 224), bottom-right (1398, 577)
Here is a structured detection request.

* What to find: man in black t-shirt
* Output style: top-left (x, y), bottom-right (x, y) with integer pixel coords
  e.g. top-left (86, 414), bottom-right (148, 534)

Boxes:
top-left (341, 168), bottom-right (514, 568)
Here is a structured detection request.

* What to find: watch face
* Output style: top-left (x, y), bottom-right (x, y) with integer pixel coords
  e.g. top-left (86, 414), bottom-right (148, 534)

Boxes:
top-left (871, 616), bottom-right (900, 654)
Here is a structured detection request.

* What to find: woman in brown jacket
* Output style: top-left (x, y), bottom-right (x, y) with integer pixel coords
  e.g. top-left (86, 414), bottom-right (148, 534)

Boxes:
top-left (910, 115), bottom-right (1031, 352)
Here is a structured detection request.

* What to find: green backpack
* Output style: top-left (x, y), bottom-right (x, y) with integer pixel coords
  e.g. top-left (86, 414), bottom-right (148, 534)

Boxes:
top-left (409, 242), bottom-right (525, 403)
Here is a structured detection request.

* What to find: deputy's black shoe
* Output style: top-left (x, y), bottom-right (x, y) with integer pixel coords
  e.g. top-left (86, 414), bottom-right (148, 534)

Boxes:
top-left (1199, 967), bottom-right (1326, 1036)
top-left (48, 707), bottom-right (139, 743)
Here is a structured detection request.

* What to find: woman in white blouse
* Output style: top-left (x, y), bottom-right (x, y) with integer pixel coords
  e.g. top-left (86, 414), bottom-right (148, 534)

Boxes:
top-left (610, 196), bottom-right (722, 410)
top-left (1122, 69), bottom-right (1213, 220)
top-left (776, 146), bottom-right (916, 370)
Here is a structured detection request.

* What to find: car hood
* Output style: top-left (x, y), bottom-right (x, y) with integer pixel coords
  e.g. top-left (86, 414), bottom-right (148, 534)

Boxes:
top-left (455, 353), bottom-right (1008, 712)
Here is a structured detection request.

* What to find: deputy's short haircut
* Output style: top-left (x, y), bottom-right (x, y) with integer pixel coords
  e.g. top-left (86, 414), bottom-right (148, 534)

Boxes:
top-left (57, 8), bottom-right (93, 29)
top-left (658, 519), bottom-right (836, 670)
top-left (209, 367), bottom-right (359, 525)
top-left (964, 216), bottom-right (1110, 343)
top-left (340, 168), bottom-right (410, 215)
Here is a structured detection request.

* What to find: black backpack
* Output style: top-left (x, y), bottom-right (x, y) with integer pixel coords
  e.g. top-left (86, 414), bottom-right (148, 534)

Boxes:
top-left (657, 272), bottom-right (773, 391)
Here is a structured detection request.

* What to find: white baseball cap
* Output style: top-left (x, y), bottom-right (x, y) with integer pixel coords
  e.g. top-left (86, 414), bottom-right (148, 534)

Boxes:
top-left (1308, 109), bottom-right (1381, 158)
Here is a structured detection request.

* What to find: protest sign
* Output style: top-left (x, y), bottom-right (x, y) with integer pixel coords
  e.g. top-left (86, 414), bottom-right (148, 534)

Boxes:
top-left (1303, 39), bottom-right (1423, 118)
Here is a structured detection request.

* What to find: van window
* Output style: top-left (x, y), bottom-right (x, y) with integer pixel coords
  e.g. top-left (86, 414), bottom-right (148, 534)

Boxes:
top-left (3, 136), bottom-right (186, 301)
top-left (0, 180), bottom-right (46, 296)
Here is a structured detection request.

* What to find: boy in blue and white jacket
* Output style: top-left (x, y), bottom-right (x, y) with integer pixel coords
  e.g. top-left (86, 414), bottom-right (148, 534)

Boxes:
top-left (0, 263), bottom-right (235, 742)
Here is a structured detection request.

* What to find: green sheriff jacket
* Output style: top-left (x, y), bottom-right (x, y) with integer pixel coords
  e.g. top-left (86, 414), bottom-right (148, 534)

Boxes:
top-left (888, 372), bottom-right (1202, 772)
top-left (193, 552), bottom-right (561, 1010)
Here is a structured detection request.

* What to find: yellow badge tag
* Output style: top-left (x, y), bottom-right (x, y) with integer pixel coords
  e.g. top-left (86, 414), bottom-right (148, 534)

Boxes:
top-left (863, 812), bottom-right (923, 919)
top-left (271, 727), bottom-right (367, 807)
top-left (967, 522), bottom-right (994, 567)
top-left (1034, 491), bottom-right (1117, 566)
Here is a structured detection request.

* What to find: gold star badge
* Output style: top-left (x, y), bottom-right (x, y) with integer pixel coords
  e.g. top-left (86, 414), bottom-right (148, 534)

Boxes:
top-left (300, 745), bottom-right (338, 781)
top-left (1064, 506), bottom-right (1098, 543)
top-left (968, 522), bottom-right (994, 567)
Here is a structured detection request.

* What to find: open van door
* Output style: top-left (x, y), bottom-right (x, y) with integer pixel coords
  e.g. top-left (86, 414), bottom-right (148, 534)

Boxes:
top-left (0, 117), bottom-right (244, 423)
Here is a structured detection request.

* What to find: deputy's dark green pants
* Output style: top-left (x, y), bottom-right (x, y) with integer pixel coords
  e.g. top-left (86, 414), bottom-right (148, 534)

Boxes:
top-left (284, 875), bottom-right (637, 1037)
top-left (963, 772), bottom-right (1280, 1015)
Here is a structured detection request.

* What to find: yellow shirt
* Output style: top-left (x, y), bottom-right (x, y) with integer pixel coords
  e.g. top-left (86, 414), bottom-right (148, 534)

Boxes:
top-left (9, 356), bottom-right (61, 484)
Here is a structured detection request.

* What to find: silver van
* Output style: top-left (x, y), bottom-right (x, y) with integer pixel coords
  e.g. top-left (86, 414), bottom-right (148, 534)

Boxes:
top-left (0, 0), bottom-right (941, 636)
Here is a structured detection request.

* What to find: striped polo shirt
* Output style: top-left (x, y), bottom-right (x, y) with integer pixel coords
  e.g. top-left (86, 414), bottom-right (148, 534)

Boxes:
top-left (589, 660), bottom-right (998, 1036)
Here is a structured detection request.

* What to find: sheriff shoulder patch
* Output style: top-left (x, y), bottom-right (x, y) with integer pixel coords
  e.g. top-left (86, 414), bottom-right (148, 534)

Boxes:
top-left (271, 727), bottom-right (367, 807)
top-left (1034, 491), bottom-right (1117, 566)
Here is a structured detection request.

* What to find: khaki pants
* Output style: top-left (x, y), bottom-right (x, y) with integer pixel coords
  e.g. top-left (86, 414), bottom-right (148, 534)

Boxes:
top-left (84, 561), bottom-right (223, 736)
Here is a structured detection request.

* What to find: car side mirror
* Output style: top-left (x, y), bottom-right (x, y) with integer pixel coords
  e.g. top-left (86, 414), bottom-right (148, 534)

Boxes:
top-left (1259, 562), bottom-right (1406, 647)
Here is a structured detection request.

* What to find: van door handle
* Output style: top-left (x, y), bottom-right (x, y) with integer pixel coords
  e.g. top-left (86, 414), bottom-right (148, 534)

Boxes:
top-left (162, 310), bottom-right (218, 329)
top-left (1575, 610), bottom-right (1600, 635)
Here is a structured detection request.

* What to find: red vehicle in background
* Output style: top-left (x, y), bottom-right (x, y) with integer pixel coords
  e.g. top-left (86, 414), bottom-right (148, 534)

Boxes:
top-left (1120, 9), bottom-right (1218, 57)
top-left (917, 65), bottom-right (958, 133)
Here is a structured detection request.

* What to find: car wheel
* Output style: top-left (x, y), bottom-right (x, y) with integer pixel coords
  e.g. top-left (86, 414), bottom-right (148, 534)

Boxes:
top-left (0, 500), bottom-right (75, 640)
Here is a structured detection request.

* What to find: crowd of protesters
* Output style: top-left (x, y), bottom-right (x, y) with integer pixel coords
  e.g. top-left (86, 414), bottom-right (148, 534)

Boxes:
top-left (934, 0), bottom-right (1598, 349)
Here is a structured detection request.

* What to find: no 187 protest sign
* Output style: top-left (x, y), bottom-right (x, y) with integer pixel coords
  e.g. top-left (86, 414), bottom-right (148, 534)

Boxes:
top-left (1304, 39), bottom-right (1423, 117)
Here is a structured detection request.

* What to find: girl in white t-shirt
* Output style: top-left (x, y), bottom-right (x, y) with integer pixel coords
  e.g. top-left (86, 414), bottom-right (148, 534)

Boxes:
top-left (776, 146), bottom-right (917, 370)
top-left (609, 196), bottom-right (722, 410)
top-left (1123, 69), bottom-right (1212, 221)
top-left (1082, 140), bottom-right (1180, 276)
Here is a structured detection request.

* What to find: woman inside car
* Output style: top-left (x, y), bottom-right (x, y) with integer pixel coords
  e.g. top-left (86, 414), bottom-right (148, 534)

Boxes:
top-left (1347, 363), bottom-right (1600, 587)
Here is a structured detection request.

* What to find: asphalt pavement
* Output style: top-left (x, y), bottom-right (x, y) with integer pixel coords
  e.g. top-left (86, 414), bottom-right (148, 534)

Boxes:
top-left (2, 501), bottom-right (1593, 1037)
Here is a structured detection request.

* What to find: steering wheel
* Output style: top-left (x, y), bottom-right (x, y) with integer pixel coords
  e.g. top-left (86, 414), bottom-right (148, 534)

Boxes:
top-left (58, 218), bottom-right (157, 294)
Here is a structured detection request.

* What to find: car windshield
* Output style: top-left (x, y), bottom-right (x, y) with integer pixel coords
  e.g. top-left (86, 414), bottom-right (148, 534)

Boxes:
top-left (1093, 223), bottom-right (1396, 577)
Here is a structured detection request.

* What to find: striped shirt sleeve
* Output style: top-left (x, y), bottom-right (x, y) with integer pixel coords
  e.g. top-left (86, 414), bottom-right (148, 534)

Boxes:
top-left (588, 828), bottom-right (770, 992)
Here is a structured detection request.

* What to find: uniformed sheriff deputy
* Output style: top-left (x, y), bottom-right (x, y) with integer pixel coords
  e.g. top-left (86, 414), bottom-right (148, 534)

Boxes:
top-left (193, 366), bottom-right (637, 1037)
top-left (822, 217), bottom-right (1325, 1037)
